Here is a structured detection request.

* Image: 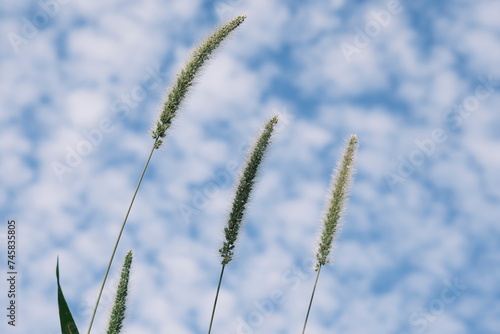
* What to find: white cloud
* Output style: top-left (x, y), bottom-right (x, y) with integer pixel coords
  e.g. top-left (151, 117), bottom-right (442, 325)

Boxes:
top-left (2, 0), bottom-right (500, 333)
top-left (65, 89), bottom-right (108, 127)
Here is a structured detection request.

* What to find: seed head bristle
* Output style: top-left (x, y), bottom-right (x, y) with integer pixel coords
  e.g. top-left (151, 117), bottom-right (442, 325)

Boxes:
top-left (152, 15), bottom-right (246, 148)
top-left (106, 250), bottom-right (133, 334)
top-left (315, 135), bottom-right (357, 269)
top-left (219, 116), bottom-right (279, 265)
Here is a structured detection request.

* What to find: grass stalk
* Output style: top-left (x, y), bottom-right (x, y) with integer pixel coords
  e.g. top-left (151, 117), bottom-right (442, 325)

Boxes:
top-left (301, 265), bottom-right (321, 334)
top-left (302, 135), bottom-right (357, 334)
top-left (207, 264), bottom-right (226, 334)
top-left (208, 116), bottom-right (279, 334)
top-left (87, 141), bottom-right (156, 334)
top-left (86, 16), bottom-right (245, 334)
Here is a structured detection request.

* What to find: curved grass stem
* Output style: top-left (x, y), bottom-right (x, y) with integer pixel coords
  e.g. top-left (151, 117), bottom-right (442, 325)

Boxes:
top-left (208, 264), bottom-right (226, 334)
top-left (87, 139), bottom-right (158, 334)
top-left (302, 265), bottom-right (322, 334)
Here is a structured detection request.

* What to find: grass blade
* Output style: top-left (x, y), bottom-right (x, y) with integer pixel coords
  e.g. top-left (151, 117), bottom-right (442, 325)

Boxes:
top-left (56, 257), bottom-right (80, 334)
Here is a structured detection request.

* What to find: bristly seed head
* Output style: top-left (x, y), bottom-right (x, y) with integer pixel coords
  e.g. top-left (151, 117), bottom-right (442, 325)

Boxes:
top-left (106, 250), bottom-right (133, 334)
top-left (315, 135), bottom-right (357, 270)
top-left (152, 15), bottom-right (246, 148)
top-left (219, 116), bottom-right (279, 265)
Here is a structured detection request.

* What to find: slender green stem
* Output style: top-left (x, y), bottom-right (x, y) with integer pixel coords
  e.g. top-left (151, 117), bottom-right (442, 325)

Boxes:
top-left (302, 265), bottom-right (322, 334)
top-left (208, 264), bottom-right (226, 334)
top-left (87, 139), bottom-right (158, 334)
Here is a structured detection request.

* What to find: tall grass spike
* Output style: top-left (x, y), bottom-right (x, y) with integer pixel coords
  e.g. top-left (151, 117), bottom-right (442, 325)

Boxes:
top-left (152, 15), bottom-right (247, 148)
top-left (219, 116), bottom-right (279, 265)
top-left (316, 135), bottom-right (357, 268)
top-left (106, 250), bottom-right (133, 334)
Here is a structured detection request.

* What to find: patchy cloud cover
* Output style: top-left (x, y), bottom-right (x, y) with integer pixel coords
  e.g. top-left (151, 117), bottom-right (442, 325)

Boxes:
top-left (1, 0), bottom-right (499, 333)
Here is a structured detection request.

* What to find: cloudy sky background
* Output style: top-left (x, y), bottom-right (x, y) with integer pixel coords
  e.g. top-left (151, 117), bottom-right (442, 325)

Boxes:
top-left (1, 0), bottom-right (499, 333)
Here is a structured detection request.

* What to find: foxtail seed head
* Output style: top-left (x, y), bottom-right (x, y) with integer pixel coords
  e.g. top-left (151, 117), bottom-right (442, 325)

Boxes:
top-left (152, 15), bottom-right (246, 148)
top-left (219, 116), bottom-right (279, 265)
top-left (315, 135), bottom-right (357, 270)
top-left (106, 250), bottom-right (133, 334)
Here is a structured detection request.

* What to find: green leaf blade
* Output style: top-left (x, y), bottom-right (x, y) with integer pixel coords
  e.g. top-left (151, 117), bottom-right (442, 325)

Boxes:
top-left (56, 257), bottom-right (80, 334)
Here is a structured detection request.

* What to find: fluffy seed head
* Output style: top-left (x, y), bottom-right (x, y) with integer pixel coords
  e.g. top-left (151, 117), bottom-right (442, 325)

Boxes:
top-left (219, 116), bottom-right (279, 265)
top-left (316, 135), bottom-right (357, 269)
top-left (152, 15), bottom-right (246, 148)
top-left (106, 250), bottom-right (133, 334)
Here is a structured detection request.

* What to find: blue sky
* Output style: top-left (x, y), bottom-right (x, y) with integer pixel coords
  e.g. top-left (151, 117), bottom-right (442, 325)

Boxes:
top-left (1, 0), bottom-right (499, 333)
